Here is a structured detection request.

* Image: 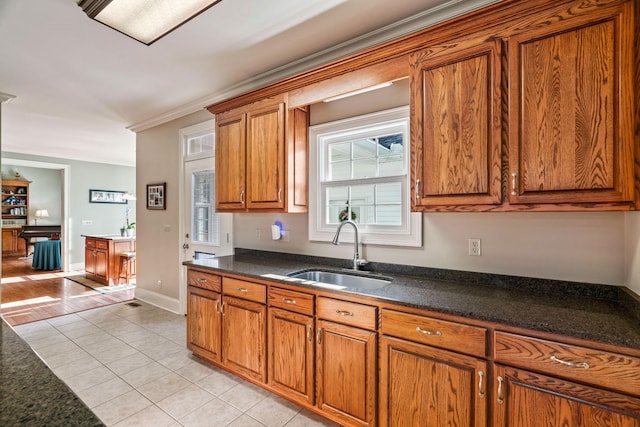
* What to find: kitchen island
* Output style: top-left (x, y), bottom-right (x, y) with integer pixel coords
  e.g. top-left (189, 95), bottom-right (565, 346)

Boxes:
top-left (82, 235), bottom-right (135, 285)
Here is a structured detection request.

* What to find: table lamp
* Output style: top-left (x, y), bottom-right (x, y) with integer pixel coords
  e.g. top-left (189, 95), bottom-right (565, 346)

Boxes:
top-left (35, 209), bottom-right (49, 225)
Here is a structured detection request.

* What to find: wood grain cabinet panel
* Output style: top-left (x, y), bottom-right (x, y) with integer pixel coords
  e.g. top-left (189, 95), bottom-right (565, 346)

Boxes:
top-left (317, 297), bottom-right (377, 330)
top-left (381, 309), bottom-right (487, 358)
top-left (213, 96), bottom-right (308, 213)
top-left (493, 365), bottom-right (640, 427)
top-left (187, 285), bottom-right (222, 363)
top-left (316, 319), bottom-right (377, 426)
top-left (508, 2), bottom-right (635, 206)
top-left (215, 111), bottom-right (246, 210)
top-left (221, 295), bottom-right (267, 383)
top-left (494, 331), bottom-right (640, 398)
top-left (268, 307), bottom-right (315, 406)
top-left (379, 336), bottom-right (488, 427)
top-left (411, 39), bottom-right (502, 208)
top-left (186, 269), bottom-right (221, 292)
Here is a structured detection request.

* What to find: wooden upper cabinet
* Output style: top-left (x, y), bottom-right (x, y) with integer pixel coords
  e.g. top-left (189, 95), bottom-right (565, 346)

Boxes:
top-left (508, 2), bottom-right (635, 206)
top-left (246, 102), bottom-right (285, 210)
top-left (213, 95), bottom-right (308, 213)
top-left (216, 110), bottom-right (246, 210)
top-left (411, 39), bottom-right (502, 209)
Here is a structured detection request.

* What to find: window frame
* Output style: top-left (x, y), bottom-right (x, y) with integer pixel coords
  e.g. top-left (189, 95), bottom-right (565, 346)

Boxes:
top-left (309, 106), bottom-right (422, 247)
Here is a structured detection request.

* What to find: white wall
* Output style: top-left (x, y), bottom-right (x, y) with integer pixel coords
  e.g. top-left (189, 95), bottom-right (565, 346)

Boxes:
top-left (625, 212), bottom-right (640, 295)
top-left (234, 211), bottom-right (626, 285)
top-left (135, 108), bottom-right (212, 310)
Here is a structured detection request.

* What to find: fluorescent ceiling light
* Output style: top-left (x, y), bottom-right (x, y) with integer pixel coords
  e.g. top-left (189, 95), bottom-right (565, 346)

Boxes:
top-left (78, 0), bottom-right (221, 45)
top-left (323, 82), bottom-right (393, 103)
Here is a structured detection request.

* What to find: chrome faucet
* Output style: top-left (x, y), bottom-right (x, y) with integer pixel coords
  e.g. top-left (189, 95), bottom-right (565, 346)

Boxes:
top-left (332, 220), bottom-right (366, 270)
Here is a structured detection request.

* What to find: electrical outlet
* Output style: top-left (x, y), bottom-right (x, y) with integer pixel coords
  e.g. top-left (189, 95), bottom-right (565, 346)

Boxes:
top-left (256, 228), bottom-right (262, 240)
top-left (281, 229), bottom-right (290, 242)
top-left (82, 220), bottom-right (93, 225)
top-left (468, 238), bottom-right (481, 256)
top-left (157, 280), bottom-right (162, 288)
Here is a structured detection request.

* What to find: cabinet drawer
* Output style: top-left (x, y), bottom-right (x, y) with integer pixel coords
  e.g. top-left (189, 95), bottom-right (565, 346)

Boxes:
top-left (223, 277), bottom-right (266, 304)
top-left (95, 239), bottom-right (108, 250)
top-left (187, 270), bottom-right (221, 292)
top-left (86, 238), bottom-right (96, 249)
top-left (381, 309), bottom-right (487, 358)
top-left (268, 287), bottom-right (314, 316)
top-left (317, 297), bottom-right (376, 330)
top-left (495, 331), bottom-right (640, 397)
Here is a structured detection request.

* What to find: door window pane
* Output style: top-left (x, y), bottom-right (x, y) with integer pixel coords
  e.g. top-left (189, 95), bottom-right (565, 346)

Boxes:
top-left (192, 170), bottom-right (219, 245)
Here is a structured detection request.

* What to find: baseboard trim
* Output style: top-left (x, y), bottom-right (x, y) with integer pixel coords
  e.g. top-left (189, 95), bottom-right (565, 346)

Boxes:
top-left (134, 287), bottom-right (181, 314)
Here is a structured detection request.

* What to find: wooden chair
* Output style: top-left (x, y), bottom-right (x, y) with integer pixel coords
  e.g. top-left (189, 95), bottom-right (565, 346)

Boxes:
top-left (117, 251), bottom-right (136, 285)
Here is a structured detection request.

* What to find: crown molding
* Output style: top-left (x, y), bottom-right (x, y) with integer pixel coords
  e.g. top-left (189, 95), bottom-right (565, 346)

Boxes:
top-left (0, 92), bottom-right (17, 104)
top-left (128, 0), bottom-right (500, 133)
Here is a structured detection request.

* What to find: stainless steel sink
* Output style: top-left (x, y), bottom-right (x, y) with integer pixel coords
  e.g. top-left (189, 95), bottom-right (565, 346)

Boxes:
top-left (287, 269), bottom-right (391, 290)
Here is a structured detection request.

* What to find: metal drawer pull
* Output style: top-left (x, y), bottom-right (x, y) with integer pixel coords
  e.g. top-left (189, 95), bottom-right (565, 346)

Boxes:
top-left (316, 328), bottom-right (323, 345)
top-left (215, 300), bottom-right (221, 314)
top-left (197, 278), bottom-right (207, 283)
top-left (478, 371), bottom-right (485, 398)
top-left (307, 325), bottom-right (313, 343)
top-left (283, 298), bottom-right (296, 304)
top-left (497, 376), bottom-right (504, 404)
top-left (550, 355), bottom-right (590, 369)
top-left (240, 191), bottom-right (245, 204)
top-left (511, 173), bottom-right (518, 195)
top-left (335, 310), bottom-right (354, 317)
top-left (236, 287), bottom-right (248, 293)
top-left (416, 326), bottom-right (441, 336)
top-left (220, 302), bottom-right (226, 316)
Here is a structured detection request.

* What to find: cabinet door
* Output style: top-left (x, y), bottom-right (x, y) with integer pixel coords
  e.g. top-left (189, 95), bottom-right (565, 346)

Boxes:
top-left (379, 336), bottom-right (488, 427)
top-left (246, 102), bottom-right (285, 209)
top-left (216, 110), bottom-right (246, 210)
top-left (268, 307), bottom-right (314, 406)
top-left (411, 39), bottom-right (502, 208)
top-left (187, 286), bottom-right (222, 363)
top-left (2, 229), bottom-right (17, 253)
top-left (94, 249), bottom-right (108, 281)
top-left (316, 319), bottom-right (376, 426)
top-left (84, 246), bottom-right (96, 275)
top-left (508, 3), bottom-right (635, 205)
top-left (222, 295), bottom-right (267, 383)
top-left (493, 365), bottom-right (640, 427)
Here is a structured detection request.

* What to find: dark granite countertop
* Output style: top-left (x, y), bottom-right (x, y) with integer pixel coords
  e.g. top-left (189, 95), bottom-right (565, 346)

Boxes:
top-left (0, 319), bottom-right (104, 427)
top-left (185, 249), bottom-right (640, 350)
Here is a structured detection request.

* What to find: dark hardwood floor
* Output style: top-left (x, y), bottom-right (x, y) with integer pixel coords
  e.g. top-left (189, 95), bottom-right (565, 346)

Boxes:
top-left (1, 255), bottom-right (134, 327)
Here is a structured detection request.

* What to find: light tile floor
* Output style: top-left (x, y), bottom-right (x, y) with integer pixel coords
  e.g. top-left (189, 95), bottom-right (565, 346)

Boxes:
top-left (13, 301), bottom-right (339, 427)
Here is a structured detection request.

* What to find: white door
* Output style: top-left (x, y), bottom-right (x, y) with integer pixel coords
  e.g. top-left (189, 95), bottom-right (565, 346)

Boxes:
top-left (183, 157), bottom-right (234, 260)
top-left (179, 120), bottom-right (233, 314)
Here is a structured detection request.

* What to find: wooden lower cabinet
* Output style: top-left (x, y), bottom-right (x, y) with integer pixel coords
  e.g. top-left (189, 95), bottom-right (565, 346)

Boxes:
top-left (268, 307), bottom-right (315, 406)
top-left (493, 365), bottom-right (640, 427)
top-left (84, 236), bottom-right (135, 285)
top-left (84, 244), bottom-right (107, 282)
top-left (2, 228), bottom-right (26, 255)
top-left (187, 285), bottom-right (222, 362)
top-left (222, 295), bottom-right (267, 383)
top-left (316, 319), bottom-right (377, 426)
top-left (379, 335), bottom-right (488, 427)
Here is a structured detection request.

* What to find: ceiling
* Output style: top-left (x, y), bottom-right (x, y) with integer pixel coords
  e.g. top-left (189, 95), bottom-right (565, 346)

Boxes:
top-left (0, 0), bottom-right (496, 167)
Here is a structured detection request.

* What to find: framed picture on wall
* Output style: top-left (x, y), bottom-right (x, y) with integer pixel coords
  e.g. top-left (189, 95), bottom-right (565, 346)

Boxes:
top-left (146, 183), bottom-right (166, 210)
top-left (89, 189), bottom-right (128, 204)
